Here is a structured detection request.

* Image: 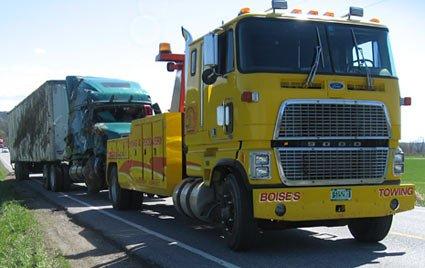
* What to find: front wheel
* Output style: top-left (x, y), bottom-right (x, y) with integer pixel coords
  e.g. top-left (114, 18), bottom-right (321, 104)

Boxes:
top-left (220, 173), bottom-right (257, 251)
top-left (108, 166), bottom-right (131, 210)
top-left (348, 215), bottom-right (393, 243)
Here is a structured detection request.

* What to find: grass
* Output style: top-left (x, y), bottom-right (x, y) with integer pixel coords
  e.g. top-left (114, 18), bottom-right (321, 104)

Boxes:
top-left (404, 157), bottom-right (425, 206)
top-left (0, 163), bottom-right (69, 268)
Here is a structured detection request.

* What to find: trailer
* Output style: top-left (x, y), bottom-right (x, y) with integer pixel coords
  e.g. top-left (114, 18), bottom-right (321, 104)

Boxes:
top-left (8, 80), bottom-right (68, 180)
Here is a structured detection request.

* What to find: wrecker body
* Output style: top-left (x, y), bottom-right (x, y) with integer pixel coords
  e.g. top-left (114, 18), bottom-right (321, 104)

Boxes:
top-left (107, 4), bottom-right (415, 250)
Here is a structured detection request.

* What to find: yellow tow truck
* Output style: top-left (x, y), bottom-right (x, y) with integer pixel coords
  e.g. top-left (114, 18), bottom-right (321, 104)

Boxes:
top-left (107, 1), bottom-right (415, 250)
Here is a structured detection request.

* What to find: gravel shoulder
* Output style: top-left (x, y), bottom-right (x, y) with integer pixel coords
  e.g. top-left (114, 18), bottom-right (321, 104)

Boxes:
top-left (11, 177), bottom-right (150, 268)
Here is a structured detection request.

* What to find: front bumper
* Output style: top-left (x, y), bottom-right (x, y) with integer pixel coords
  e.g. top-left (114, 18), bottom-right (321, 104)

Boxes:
top-left (252, 184), bottom-right (415, 221)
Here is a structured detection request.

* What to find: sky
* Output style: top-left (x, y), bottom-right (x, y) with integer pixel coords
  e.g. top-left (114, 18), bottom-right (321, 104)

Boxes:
top-left (0, 0), bottom-right (424, 141)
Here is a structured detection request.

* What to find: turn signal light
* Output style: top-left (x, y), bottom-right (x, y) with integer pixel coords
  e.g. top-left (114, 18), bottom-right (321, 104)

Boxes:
top-left (291, 8), bottom-right (302, 14)
top-left (239, 7), bottom-right (251, 15)
top-left (307, 9), bottom-right (319, 15)
top-left (400, 97), bottom-right (412, 106)
top-left (241, 91), bottom-right (259, 103)
top-left (159, 43), bottom-right (171, 54)
top-left (323, 11), bottom-right (335, 17)
top-left (143, 104), bottom-right (153, 116)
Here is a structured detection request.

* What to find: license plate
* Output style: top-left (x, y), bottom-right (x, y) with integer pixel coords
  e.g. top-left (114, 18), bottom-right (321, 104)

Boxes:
top-left (331, 188), bottom-right (352, 201)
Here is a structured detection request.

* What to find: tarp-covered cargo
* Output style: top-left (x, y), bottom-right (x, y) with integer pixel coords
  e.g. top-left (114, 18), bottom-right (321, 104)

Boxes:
top-left (8, 81), bottom-right (69, 162)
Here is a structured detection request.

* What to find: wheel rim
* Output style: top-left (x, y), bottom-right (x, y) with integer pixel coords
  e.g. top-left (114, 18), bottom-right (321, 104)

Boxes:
top-left (49, 168), bottom-right (56, 190)
top-left (221, 179), bottom-right (236, 234)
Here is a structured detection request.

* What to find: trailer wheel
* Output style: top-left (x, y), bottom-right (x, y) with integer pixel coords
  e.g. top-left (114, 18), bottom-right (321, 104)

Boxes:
top-left (108, 166), bottom-right (131, 210)
top-left (61, 164), bottom-right (71, 192)
top-left (15, 162), bottom-right (29, 180)
top-left (49, 164), bottom-right (63, 192)
top-left (348, 215), bottom-right (393, 243)
top-left (43, 164), bottom-right (50, 190)
top-left (220, 173), bottom-right (257, 251)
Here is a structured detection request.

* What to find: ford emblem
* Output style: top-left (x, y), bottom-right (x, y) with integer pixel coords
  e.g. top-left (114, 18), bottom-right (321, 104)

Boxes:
top-left (329, 82), bottom-right (344, 90)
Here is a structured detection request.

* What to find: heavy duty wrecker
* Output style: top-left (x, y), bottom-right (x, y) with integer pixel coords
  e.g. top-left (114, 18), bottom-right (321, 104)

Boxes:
top-left (106, 1), bottom-right (415, 250)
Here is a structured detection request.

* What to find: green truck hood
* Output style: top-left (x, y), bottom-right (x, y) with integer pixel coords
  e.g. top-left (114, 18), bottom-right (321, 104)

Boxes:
top-left (94, 122), bottom-right (131, 139)
top-left (84, 77), bottom-right (151, 103)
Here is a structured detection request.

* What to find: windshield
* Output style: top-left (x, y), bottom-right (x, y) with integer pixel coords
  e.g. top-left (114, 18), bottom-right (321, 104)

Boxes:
top-left (94, 106), bottom-right (146, 123)
top-left (237, 18), bottom-right (396, 77)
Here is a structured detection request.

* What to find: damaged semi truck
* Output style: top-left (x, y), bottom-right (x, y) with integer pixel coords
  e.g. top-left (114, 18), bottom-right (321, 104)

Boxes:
top-left (8, 76), bottom-right (152, 193)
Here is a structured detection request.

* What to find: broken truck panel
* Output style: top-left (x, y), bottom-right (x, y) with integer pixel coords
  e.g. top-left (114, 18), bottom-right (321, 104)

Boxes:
top-left (65, 76), bottom-right (151, 160)
top-left (8, 80), bottom-right (69, 162)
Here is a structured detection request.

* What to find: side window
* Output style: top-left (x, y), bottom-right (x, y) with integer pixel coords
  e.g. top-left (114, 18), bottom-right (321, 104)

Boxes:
top-left (218, 30), bottom-right (235, 74)
top-left (190, 49), bottom-right (197, 76)
top-left (225, 30), bottom-right (234, 73)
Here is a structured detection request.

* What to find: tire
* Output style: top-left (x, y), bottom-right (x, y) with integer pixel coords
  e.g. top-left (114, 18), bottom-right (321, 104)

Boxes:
top-left (348, 215), bottom-right (393, 243)
top-left (108, 166), bottom-right (131, 210)
top-left (43, 164), bottom-right (50, 190)
top-left (131, 191), bottom-right (144, 210)
top-left (83, 156), bottom-right (102, 195)
top-left (15, 162), bottom-right (29, 180)
top-left (49, 164), bottom-right (63, 192)
top-left (220, 173), bottom-right (257, 251)
top-left (61, 164), bottom-right (71, 192)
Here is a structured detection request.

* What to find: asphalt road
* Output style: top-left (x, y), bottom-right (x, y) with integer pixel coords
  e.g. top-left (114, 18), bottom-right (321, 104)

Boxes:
top-left (1, 153), bottom-right (425, 267)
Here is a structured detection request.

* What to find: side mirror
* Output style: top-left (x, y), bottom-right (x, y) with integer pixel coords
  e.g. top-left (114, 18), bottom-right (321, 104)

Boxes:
top-left (203, 33), bottom-right (218, 67)
top-left (202, 68), bottom-right (218, 85)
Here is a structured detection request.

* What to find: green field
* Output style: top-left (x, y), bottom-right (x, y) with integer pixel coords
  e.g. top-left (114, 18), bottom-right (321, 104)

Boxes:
top-left (0, 163), bottom-right (69, 268)
top-left (404, 157), bottom-right (425, 206)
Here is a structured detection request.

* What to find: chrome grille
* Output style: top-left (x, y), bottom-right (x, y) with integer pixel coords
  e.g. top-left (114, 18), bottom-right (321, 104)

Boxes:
top-left (276, 100), bottom-right (390, 139)
top-left (277, 148), bottom-right (388, 184)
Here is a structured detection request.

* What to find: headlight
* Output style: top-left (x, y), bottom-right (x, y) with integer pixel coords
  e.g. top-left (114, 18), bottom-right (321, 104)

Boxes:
top-left (255, 154), bottom-right (270, 165)
top-left (393, 147), bottom-right (405, 176)
top-left (250, 151), bottom-right (271, 179)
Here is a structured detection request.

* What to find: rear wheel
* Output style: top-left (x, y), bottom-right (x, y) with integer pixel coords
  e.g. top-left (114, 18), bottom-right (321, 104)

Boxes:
top-left (49, 164), bottom-right (63, 192)
top-left (220, 173), bottom-right (257, 251)
top-left (15, 162), bottom-right (29, 180)
top-left (61, 164), bottom-right (71, 192)
top-left (43, 164), bottom-right (50, 190)
top-left (348, 215), bottom-right (393, 243)
top-left (108, 166), bottom-right (131, 210)
top-left (131, 191), bottom-right (144, 210)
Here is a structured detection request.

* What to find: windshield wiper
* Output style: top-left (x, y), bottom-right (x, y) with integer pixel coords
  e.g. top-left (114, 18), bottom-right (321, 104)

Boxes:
top-left (304, 27), bottom-right (324, 88)
top-left (351, 29), bottom-right (373, 90)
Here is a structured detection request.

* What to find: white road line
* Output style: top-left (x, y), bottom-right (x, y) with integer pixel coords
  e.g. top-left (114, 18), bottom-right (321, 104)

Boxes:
top-left (391, 231), bottom-right (425, 241)
top-left (32, 180), bottom-right (238, 268)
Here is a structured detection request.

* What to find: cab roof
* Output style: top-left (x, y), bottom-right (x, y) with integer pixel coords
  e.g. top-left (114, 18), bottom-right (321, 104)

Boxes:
top-left (192, 12), bottom-right (387, 44)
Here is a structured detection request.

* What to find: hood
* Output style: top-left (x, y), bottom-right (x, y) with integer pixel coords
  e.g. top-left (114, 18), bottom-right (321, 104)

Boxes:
top-left (94, 122), bottom-right (131, 139)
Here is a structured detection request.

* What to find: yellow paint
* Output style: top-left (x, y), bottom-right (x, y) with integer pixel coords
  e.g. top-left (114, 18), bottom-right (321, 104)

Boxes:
top-left (252, 184), bottom-right (415, 221)
top-left (106, 13), bottom-right (415, 224)
top-left (107, 113), bottom-right (182, 196)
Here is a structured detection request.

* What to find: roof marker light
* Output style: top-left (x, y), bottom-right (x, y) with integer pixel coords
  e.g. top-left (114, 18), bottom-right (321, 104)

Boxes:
top-left (307, 9), bottom-right (319, 16)
top-left (291, 8), bottom-right (302, 14)
top-left (370, 18), bottom-right (381, 23)
top-left (239, 7), bottom-right (251, 15)
top-left (323, 11), bottom-right (335, 17)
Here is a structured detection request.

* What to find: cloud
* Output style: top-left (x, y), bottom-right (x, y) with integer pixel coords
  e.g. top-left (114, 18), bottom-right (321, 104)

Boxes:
top-left (34, 48), bottom-right (46, 55)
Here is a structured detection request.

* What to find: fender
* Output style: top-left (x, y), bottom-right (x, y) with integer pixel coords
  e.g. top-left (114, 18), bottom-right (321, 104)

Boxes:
top-left (210, 158), bottom-right (251, 192)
